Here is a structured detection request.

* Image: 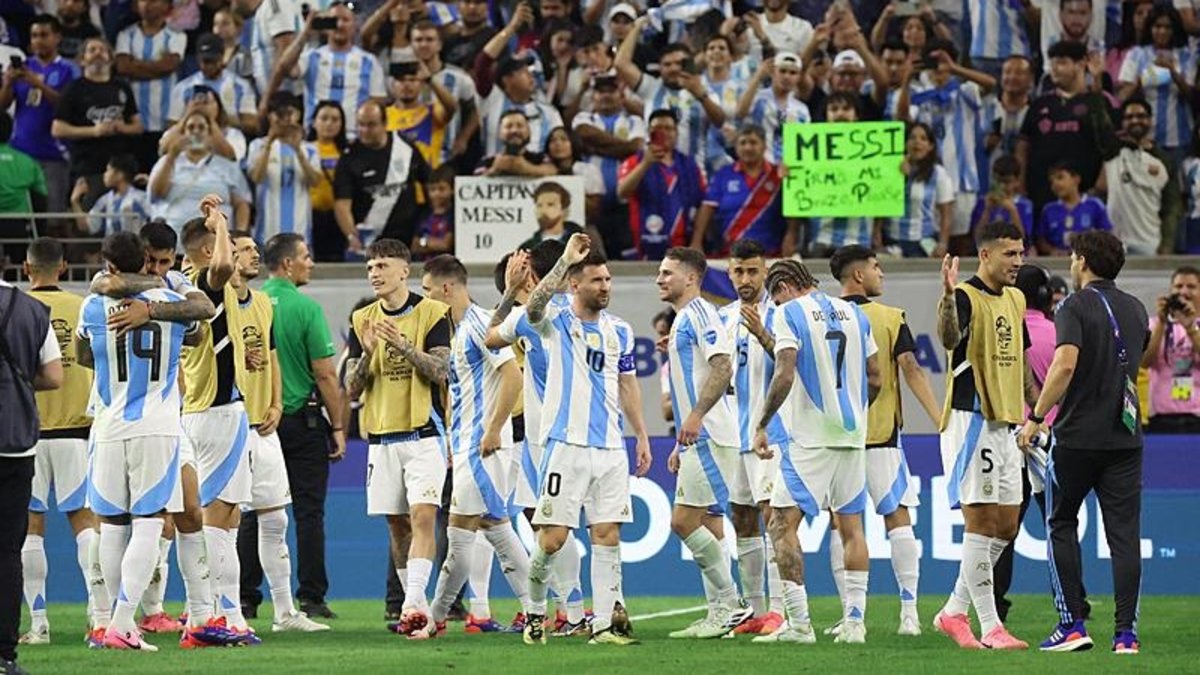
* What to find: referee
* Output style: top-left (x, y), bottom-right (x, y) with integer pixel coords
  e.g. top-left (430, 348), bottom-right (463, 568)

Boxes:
top-left (1019, 231), bottom-right (1149, 655)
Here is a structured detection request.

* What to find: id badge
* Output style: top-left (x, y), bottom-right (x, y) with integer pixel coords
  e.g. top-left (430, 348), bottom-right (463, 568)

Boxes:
top-left (1121, 376), bottom-right (1138, 435)
top-left (1171, 376), bottom-right (1195, 402)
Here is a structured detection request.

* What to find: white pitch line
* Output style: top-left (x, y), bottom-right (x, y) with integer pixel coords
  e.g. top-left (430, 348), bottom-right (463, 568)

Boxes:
top-left (630, 605), bottom-right (708, 622)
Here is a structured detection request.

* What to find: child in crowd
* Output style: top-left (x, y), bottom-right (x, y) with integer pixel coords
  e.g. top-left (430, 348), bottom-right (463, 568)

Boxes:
top-left (70, 153), bottom-right (147, 236)
top-left (411, 164), bottom-right (455, 260)
top-left (971, 155), bottom-right (1035, 251)
top-left (1038, 161), bottom-right (1111, 255)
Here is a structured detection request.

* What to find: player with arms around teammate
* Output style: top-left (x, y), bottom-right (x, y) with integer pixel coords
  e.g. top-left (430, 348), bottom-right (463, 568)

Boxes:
top-left (830, 245), bottom-right (942, 637)
top-left (518, 234), bottom-right (652, 646)
top-left (751, 260), bottom-right (881, 645)
top-left (933, 220), bottom-right (1039, 650)
top-left (343, 239), bottom-right (452, 636)
top-left (658, 246), bottom-right (754, 639)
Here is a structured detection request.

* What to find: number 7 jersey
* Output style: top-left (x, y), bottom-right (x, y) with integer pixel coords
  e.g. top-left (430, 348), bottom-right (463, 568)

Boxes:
top-left (77, 289), bottom-right (191, 442)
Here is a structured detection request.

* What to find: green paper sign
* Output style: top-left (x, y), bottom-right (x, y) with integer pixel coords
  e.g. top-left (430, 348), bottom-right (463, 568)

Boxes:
top-left (781, 122), bottom-right (906, 218)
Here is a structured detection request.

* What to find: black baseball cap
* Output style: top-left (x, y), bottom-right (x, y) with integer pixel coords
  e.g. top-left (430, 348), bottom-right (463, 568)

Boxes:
top-left (197, 34), bottom-right (223, 62)
top-left (496, 54), bottom-right (533, 81)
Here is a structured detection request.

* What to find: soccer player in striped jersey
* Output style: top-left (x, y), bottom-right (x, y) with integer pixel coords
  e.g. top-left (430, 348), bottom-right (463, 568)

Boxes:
top-left (246, 92), bottom-right (322, 244)
top-left (717, 240), bottom-right (788, 637)
top-left (114, 0), bottom-right (186, 137)
top-left (830, 245), bottom-right (943, 637)
top-left (412, 254), bottom-right (534, 640)
top-left (657, 247), bottom-right (753, 640)
top-left (518, 234), bottom-right (651, 646)
top-left (751, 260), bottom-right (881, 645)
top-left (19, 238), bottom-right (107, 646)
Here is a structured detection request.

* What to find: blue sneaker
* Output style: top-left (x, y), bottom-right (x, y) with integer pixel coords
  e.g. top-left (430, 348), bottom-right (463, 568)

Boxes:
top-left (1039, 620), bottom-right (1094, 652)
top-left (463, 614), bottom-right (505, 634)
top-left (1112, 630), bottom-right (1139, 655)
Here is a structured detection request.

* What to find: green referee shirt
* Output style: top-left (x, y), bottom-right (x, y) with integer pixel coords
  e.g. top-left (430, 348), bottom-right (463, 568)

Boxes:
top-left (262, 276), bottom-right (336, 414)
top-left (0, 143), bottom-right (47, 213)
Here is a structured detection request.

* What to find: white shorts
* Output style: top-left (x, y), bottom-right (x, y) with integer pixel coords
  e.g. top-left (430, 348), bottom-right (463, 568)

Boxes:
top-left (30, 438), bottom-right (89, 513)
top-left (940, 410), bottom-right (1022, 508)
top-left (729, 445), bottom-right (782, 507)
top-left (179, 433), bottom-right (196, 468)
top-left (183, 402), bottom-right (252, 507)
top-left (531, 441), bottom-right (632, 528)
top-left (450, 446), bottom-right (512, 519)
top-left (248, 431), bottom-right (291, 511)
top-left (367, 435), bottom-right (447, 516)
top-left (510, 440), bottom-right (541, 511)
top-left (87, 436), bottom-right (184, 517)
top-left (770, 444), bottom-right (867, 515)
top-left (675, 440), bottom-right (738, 512)
top-left (866, 446), bottom-right (919, 516)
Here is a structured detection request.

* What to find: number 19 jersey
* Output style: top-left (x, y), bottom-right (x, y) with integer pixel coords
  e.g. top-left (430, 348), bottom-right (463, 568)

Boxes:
top-left (77, 289), bottom-right (191, 442)
top-left (771, 291), bottom-right (877, 449)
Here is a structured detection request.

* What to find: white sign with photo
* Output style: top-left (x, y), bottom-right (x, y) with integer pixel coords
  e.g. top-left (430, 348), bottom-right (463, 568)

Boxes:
top-left (453, 175), bottom-right (586, 263)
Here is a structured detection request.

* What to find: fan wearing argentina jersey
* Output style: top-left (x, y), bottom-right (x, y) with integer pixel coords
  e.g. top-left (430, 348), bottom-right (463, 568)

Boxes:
top-left (736, 52), bottom-right (811, 166)
top-left (829, 245), bottom-right (943, 638)
top-left (241, 0), bottom-right (303, 97)
top-left (74, 231), bottom-right (197, 651)
top-left (246, 92), bottom-right (322, 244)
top-left (807, 94), bottom-right (874, 256)
top-left (113, 0), bottom-right (186, 142)
top-left (750, 259), bottom-right (881, 646)
top-left (411, 254), bottom-right (534, 640)
top-left (516, 234), bottom-right (651, 647)
top-left (716, 240), bottom-right (789, 639)
top-left (657, 246), bottom-right (753, 640)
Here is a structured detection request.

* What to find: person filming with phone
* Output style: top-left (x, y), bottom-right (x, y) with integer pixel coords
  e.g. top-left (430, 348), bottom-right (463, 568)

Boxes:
top-left (1141, 265), bottom-right (1200, 434)
top-left (475, 109), bottom-right (555, 177)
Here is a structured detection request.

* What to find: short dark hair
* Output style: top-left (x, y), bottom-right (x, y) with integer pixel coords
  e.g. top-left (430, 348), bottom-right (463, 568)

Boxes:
top-left (828, 245), bottom-right (876, 282)
top-left (729, 239), bottom-right (765, 261)
top-left (428, 163), bottom-right (456, 188)
top-left (26, 237), bottom-right (63, 269)
top-left (530, 239), bottom-right (564, 279)
top-left (923, 39), bottom-right (959, 63)
top-left (139, 219), bottom-right (177, 251)
top-left (1047, 160), bottom-right (1080, 178)
top-left (652, 308), bottom-right (676, 330)
top-left (263, 232), bottom-right (306, 270)
top-left (993, 154), bottom-right (1021, 178)
top-left (268, 91), bottom-right (301, 116)
top-left (1120, 96), bottom-right (1152, 120)
top-left (1047, 39), bottom-right (1087, 61)
top-left (102, 231), bottom-right (146, 273)
top-left (648, 108), bottom-right (678, 126)
top-left (365, 238), bottom-right (411, 263)
top-left (766, 259), bottom-right (817, 294)
top-left (493, 253), bottom-right (513, 294)
top-left (423, 254), bottom-right (468, 284)
top-left (736, 122), bottom-right (766, 142)
top-left (181, 217), bottom-right (213, 252)
top-left (661, 43), bottom-right (692, 60)
top-left (664, 246), bottom-right (707, 276)
top-left (824, 91), bottom-right (859, 116)
top-left (1071, 230), bottom-right (1125, 280)
top-left (1016, 264), bottom-right (1054, 313)
top-left (881, 39), bottom-right (909, 54)
top-left (533, 181), bottom-right (571, 209)
top-left (30, 13), bottom-right (61, 33)
top-left (569, 248), bottom-right (608, 277)
top-left (1171, 265), bottom-right (1200, 283)
top-left (107, 153), bottom-right (139, 182)
top-left (977, 220), bottom-right (1025, 246)
top-left (499, 108), bottom-right (529, 124)
top-left (0, 112), bottom-right (12, 144)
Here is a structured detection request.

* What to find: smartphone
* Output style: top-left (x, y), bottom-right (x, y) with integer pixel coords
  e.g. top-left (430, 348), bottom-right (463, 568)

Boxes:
top-left (680, 57), bottom-right (697, 75)
top-left (650, 128), bottom-right (668, 149)
top-left (893, 0), bottom-right (921, 17)
top-left (312, 15), bottom-right (338, 30)
top-left (9, 55), bottom-right (22, 70)
top-left (301, 3), bottom-right (311, 18)
top-left (921, 53), bottom-right (939, 70)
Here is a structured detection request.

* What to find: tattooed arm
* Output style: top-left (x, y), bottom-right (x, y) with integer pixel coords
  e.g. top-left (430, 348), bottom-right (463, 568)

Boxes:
top-left (937, 291), bottom-right (964, 350)
top-left (151, 292), bottom-right (216, 322)
top-left (90, 273), bottom-right (163, 298)
top-left (678, 353), bottom-right (733, 445)
top-left (757, 348), bottom-right (796, 430)
top-left (526, 255), bottom-right (571, 325)
top-left (403, 344), bottom-right (450, 385)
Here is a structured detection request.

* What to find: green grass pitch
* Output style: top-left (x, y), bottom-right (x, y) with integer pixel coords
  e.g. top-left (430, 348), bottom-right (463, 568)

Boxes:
top-left (15, 596), bottom-right (1193, 674)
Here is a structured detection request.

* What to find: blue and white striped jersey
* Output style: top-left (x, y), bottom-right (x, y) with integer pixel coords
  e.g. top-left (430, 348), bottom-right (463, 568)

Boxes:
top-left (449, 304), bottom-right (516, 455)
top-left (297, 45), bottom-right (387, 138)
top-left (771, 291), bottom-right (878, 449)
top-left (495, 294), bottom-right (570, 447)
top-left (423, 64), bottom-right (478, 164)
top-left (1118, 45), bottom-right (1198, 149)
top-left (114, 23), bottom-right (187, 132)
top-left (967, 0), bottom-right (1032, 60)
top-left (889, 164), bottom-right (956, 243)
top-left (479, 89), bottom-right (564, 156)
top-left (668, 296), bottom-right (738, 447)
top-left (745, 88), bottom-right (811, 164)
top-left (249, 0), bottom-right (302, 95)
top-left (719, 293), bottom-right (789, 452)
top-left (812, 217), bottom-right (874, 249)
top-left (909, 75), bottom-right (985, 194)
top-left (246, 138), bottom-right (317, 244)
top-left (168, 70), bottom-right (258, 123)
top-left (572, 110), bottom-right (646, 203)
top-left (635, 74), bottom-right (719, 170)
top-left (87, 188), bottom-right (149, 236)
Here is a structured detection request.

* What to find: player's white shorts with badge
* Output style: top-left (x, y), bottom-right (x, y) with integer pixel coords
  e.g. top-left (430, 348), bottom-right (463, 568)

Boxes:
top-left (729, 445), bottom-right (782, 507)
top-left (367, 435), bottom-right (446, 516)
top-left (450, 446), bottom-right (513, 519)
top-left (510, 440), bottom-right (542, 511)
top-left (771, 444), bottom-right (867, 515)
top-left (675, 440), bottom-right (739, 512)
top-left (866, 445), bottom-right (919, 516)
top-left (532, 441), bottom-right (632, 528)
top-left (183, 401), bottom-right (252, 507)
top-left (940, 409), bottom-right (1022, 508)
top-left (248, 430), bottom-right (291, 511)
top-left (87, 435), bottom-right (184, 517)
top-left (30, 438), bottom-right (89, 513)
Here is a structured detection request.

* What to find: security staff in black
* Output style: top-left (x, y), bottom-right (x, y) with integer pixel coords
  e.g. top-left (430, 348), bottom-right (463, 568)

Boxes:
top-left (1019, 231), bottom-right (1149, 654)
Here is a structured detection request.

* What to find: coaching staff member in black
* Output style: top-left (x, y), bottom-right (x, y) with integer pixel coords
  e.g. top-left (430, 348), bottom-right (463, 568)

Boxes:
top-left (1018, 230), bottom-right (1148, 655)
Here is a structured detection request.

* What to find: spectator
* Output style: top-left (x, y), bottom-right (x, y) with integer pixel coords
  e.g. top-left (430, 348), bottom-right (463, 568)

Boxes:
top-left (1097, 98), bottom-right (1181, 255)
top-left (873, 40), bottom-right (911, 120)
top-left (411, 164), bottom-right (455, 260)
top-left (1117, 5), bottom-right (1196, 167)
top-left (272, 6), bottom-right (387, 141)
top-left (604, 3), bottom-right (658, 75)
top-left (159, 84), bottom-right (246, 162)
top-left (572, 73), bottom-right (643, 257)
top-left (1141, 266), bottom-right (1200, 434)
top-left (545, 126), bottom-right (604, 224)
top-left (1037, 161), bottom-right (1112, 256)
top-left (360, 0), bottom-right (416, 66)
top-left (971, 155), bottom-right (1035, 251)
top-left (334, 100), bottom-right (430, 253)
top-left (617, 108), bottom-right (705, 261)
top-left (51, 38), bottom-right (143, 204)
top-left (736, 52), bottom-right (810, 165)
top-left (1039, 0), bottom-right (1107, 66)
top-left (540, 18), bottom-right (586, 120)
top-left (55, 0), bottom-right (101, 61)
top-left (212, 7), bottom-right (255, 90)
top-left (239, 0), bottom-right (302, 98)
top-left (984, 55), bottom-right (1034, 179)
top-left (0, 112), bottom-right (47, 273)
top-left (408, 19), bottom-right (480, 170)
top-left (808, 47), bottom-right (887, 123)
top-left (68, 153), bottom-right (147, 237)
top-left (518, 180), bottom-right (585, 250)
top-left (385, 60), bottom-right (457, 168)
top-left (148, 110), bottom-right (252, 237)
top-left (442, 0), bottom-right (498, 70)
top-left (247, 91), bottom-right (322, 245)
top-left (1180, 126), bottom-right (1200, 254)
top-left (691, 123), bottom-right (792, 258)
top-left (306, 100), bottom-right (349, 262)
top-left (698, 33), bottom-right (749, 173)
top-left (1106, 0), bottom-right (1155, 83)
top-left (0, 15), bottom-right (75, 229)
top-left (757, 0), bottom-right (814, 56)
top-left (963, 0), bottom-right (1033, 79)
top-left (806, 92), bottom-right (873, 256)
top-left (884, 121), bottom-right (955, 258)
top-left (475, 109), bottom-right (555, 177)
top-left (869, 4), bottom-right (952, 59)
top-left (169, 33), bottom-right (259, 134)
top-left (475, 7), bottom-right (564, 155)
top-left (114, 0), bottom-right (187, 171)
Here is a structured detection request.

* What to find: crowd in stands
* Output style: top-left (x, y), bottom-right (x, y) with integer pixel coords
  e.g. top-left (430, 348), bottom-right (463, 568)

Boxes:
top-left (1, 0), bottom-right (1199, 275)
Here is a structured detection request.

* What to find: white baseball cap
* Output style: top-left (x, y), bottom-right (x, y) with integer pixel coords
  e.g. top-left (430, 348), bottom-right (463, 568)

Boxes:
top-left (773, 52), bottom-right (802, 70)
top-left (609, 3), bottom-right (638, 21)
top-left (833, 50), bottom-right (866, 70)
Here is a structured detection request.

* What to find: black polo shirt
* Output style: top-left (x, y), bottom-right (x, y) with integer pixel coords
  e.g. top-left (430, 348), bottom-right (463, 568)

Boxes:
top-left (1019, 90), bottom-right (1117, 209)
top-left (1052, 279), bottom-right (1150, 451)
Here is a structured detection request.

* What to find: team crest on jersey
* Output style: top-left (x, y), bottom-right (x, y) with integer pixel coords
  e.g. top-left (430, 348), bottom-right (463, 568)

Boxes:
top-left (983, 481), bottom-right (994, 497)
top-left (585, 332), bottom-right (601, 349)
top-left (704, 328), bottom-right (719, 345)
top-left (540, 499), bottom-right (552, 517)
top-left (994, 316), bottom-right (1013, 352)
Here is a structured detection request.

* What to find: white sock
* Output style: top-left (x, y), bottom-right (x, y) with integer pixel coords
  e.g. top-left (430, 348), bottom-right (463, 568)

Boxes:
top-left (430, 527), bottom-right (475, 621)
top-left (140, 536), bottom-right (172, 616)
top-left (829, 531), bottom-right (846, 613)
top-left (888, 526), bottom-right (920, 613)
top-left (944, 571), bottom-right (972, 616)
top-left (467, 533), bottom-right (494, 619)
top-left (396, 567), bottom-right (407, 594)
top-left (21, 534), bottom-right (48, 628)
top-left (177, 530), bottom-right (213, 626)
top-left (549, 532), bottom-right (584, 623)
top-left (682, 529), bottom-right (738, 608)
top-left (590, 544), bottom-right (622, 632)
top-left (737, 536), bottom-right (767, 616)
top-left (99, 523), bottom-right (130, 613)
top-left (405, 557), bottom-right (433, 610)
top-left (483, 525), bottom-right (532, 614)
top-left (74, 529), bottom-right (96, 627)
top-left (765, 536), bottom-right (784, 615)
top-left (221, 528), bottom-right (246, 628)
top-left (110, 519), bottom-right (165, 633)
top-left (257, 510), bottom-right (295, 621)
top-left (843, 570), bottom-right (868, 623)
top-left (962, 533), bottom-right (1001, 634)
top-left (988, 537), bottom-right (1009, 566)
top-left (781, 580), bottom-right (810, 626)
top-left (528, 546), bottom-right (558, 616)
top-left (86, 529), bottom-right (111, 628)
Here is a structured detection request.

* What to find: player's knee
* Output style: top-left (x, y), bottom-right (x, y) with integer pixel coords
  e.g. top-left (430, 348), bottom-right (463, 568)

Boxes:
top-left (589, 523), bottom-right (620, 546)
top-left (538, 529), bottom-right (568, 554)
top-left (731, 505), bottom-right (760, 536)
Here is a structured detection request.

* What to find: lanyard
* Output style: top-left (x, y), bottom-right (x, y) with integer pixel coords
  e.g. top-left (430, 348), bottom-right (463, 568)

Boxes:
top-left (1089, 287), bottom-right (1128, 366)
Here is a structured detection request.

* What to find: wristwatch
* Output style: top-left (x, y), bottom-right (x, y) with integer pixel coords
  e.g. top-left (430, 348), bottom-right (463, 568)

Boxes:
top-left (1027, 413), bottom-right (1045, 424)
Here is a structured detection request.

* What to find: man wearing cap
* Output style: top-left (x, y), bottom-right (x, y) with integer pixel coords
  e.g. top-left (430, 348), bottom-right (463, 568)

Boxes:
top-left (809, 49), bottom-right (886, 122)
top-left (168, 33), bottom-right (259, 133)
top-left (574, 72), bottom-right (645, 256)
top-left (604, 4), bottom-right (659, 75)
top-left (737, 52), bottom-right (811, 165)
top-left (114, 0), bottom-right (186, 169)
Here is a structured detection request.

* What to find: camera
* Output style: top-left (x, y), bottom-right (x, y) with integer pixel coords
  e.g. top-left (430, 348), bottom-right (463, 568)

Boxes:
top-left (312, 15), bottom-right (338, 30)
top-left (1166, 293), bottom-right (1188, 314)
top-left (9, 55), bottom-right (22, 70)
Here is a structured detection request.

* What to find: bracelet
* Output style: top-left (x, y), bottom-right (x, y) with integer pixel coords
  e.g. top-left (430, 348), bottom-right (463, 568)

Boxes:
top-left (1027, 413), bottom-right (1045, 424)
top-left (331, 427), bottom-right (344, 432)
